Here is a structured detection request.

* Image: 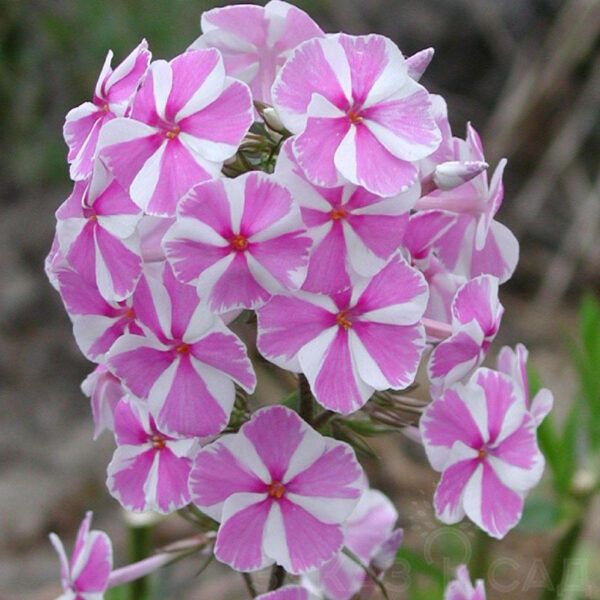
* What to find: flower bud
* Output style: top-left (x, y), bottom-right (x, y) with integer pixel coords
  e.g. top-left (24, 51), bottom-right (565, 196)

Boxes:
top-left (433, 160), bottom-right (488, 191)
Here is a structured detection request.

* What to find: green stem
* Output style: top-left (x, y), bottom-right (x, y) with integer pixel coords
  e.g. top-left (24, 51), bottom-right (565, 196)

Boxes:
top-left (469, 529), bottom-right (491, 582)
top-left (268, 565), bottom-right (286, 591)
top-left (298, 374), bottom-right (314, 426)
top-left (128, 522), bottom-right (153, 600)
top-left (242, 572), bottom-right (258, 598)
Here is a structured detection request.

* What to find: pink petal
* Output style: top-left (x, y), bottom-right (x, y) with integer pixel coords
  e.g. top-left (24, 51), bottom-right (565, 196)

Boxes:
top-left (73, 531), bottom-right (112, 592)
top-left (155, 355), bottom-right (229, 437)
top-left (293, 117), bottom-right (350, 187)
top-left (256, 294), bottom-right (335, 370)
top-left (452, 275), bottom-right (500, 332)
top-left (241, 173), bottom-right (293, 236)
top-left (155, 449), bottom-right (192, 513)
top-left (190, 330), bottom-right (256, 391)
top-left (469, 221), bottom-right (519, 284)
top-left (280, 497), bottom-right (344, 574)
top-left (56, 267), bottom-right (115, 317)
top-left (202, 4), bottom-right (267, 48)
top-left (346, 212), bottom-right (408, 261)
top-left (161, 262), bottom-right (199, 340)
top-left (286, 444), bottom-right (362, 499)
top-left (434, 457), bottom-right (478, 524)
top-left (108, 446), bottom-right (155, 511)
top-left (113, 400), bottom-right (149, 446)
top-left (104, 39), bottom-right (151, 107)
top-left (476, 369), bottom-right (520, 444)
top-left (241, 406), bottom-right (305, 481)
top-left (215, 497), bottom-right (272, 571)
top-left (302, 223), bottom-right (350, 294)
top-left (429, 331), bottom-right (482, 383)
top-left (257, 586), bottom-right (314, 600)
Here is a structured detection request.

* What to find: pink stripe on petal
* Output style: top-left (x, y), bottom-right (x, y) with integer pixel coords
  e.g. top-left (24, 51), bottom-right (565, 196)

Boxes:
top-left (155, 449), bottom-right (192, 512)
top-left (491, 417), bottom-right (538, 470)
top-left (293, 117), bottom-right (349, 187)
top-left (73, 531), bottom-right (112, 591)
top-left (313, 329), bottom-right (365, 414)
top-left (434, 458), bottom-right (478, 524)
top-left (477, 462), bottom-right (523, 539)
top-left (132, 274), bottom-right (168, 341)
top-left (257, 295), bottom-right (334, 368)
top-left (453, 275), bottom-right (498, 331)
top-left (421, 390), bottom-right (485, 458)
top-left (355, 256), bottom-right (427, 314)
top-left (470, 221), bottom-right (519, 284)
top-left (178, 178), bottom-right (232, 237)
top-left (352, 124), bottom-right (418, 196)
top-left (477, 370), bottom-right (519, 444)
top-left (302, 224), bottom-right (350, 294)
top-left (286, 444), bottom-right (361, 499)
top-left (165, 237), bottom-right (230, 284)
top-left (215, 498), bottom-right (271, 571)
top-left (157, 356), bottom-right (228, 436)
top-left (190, 331), bottom-right (255, 391)
top-left (346, 212), bottom-right (407, 260)
top-left (258, 586), bottom-right (314, 600)
top-left (108, 341), bottom-right (173, 399)
top-left (145, 139), bottom-right (213, 217)
top-left (108, 448), bottom-right (155, 511)
top-left (429, 333), bottom-right (482, 382)
top-left (57, 268), bottom-right (115, 316)
top-left (179, 79), bottom-right (252, 152)
top-left (353, 321), bottom-right (423, 388)
top-left (241, 173), bottom-right (293, 237)
top-left (190, 443), bottom-right (265, 509)
top-left (93, 180), bottom-right (140, 217)
top-left (209, 252), bottom-right (270, 312)
top-left (243, 406), bottom-right (305, 481)
top-left (161, 263), bottom-right (199, 340)
top-left (113, 400), bottom-right (149, 446)
top-left (83, 315), bottom-right (130, 360)
top-left (66, 221), bottom-right (97, 283)
top-left (166, 49), bottom-right (221, 119)
top-left (95, 227), bottom-right (142, 300)
top-left (280, 498), bottom-right (344, 574)
top-left (250, 232), bottom-right (311, 289)
top-left (202, 4), bottom-right (267, 48)
top-left (64, 103), bottom-right (103, 162)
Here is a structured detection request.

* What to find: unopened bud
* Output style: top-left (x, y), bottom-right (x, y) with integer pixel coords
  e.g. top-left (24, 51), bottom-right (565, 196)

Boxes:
top-left (262, 107), bottom-right (286, 134)
top-left (372, 528), bottom-right (404, 572)
top-left (433, 160), bottom-right (488, 191)
top-left (406, 47), bottom-right (434, 81)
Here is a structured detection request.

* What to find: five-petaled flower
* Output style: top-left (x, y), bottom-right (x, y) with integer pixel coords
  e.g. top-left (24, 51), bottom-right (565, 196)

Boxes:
top-left (189, 406), bottom-right (364, 573)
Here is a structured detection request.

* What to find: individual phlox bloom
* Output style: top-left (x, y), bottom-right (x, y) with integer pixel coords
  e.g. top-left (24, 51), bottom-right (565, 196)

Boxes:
top-left (497, 344), bottom-right (553, 427)
top-left (275, 139), bottom-right (415, 294)
top-left (191, 1), bottom-right (324, 104)
top-left (272, 34), bottom-right (441, 197)
top-left (98, 49), bottom-right (253, 216)
top-left (55, 266), bottom-right (143, 362)
top-left (428, 275), bottom-right (503, 390)
top-left (257, 255), bottom-right (428, 414)
top-left (163, 171), bottom-right (312, 313)
top-left (306, 488), bottom-right (398, 600)
top-left (445, 565), bottom-right (486, 600)
top-left (420, 368), bottom-right (545, 538)
top-left (49, 511), bottom-right (113, 600)
top-left (64, 40), bottom-right (151, 181)
top-left (107, 398), bottom-right (198, 514)
top-left (403, 210), bottom-right (464, 323)
top-left (56, 159), bottom-right (143, 302)
top-left (257, 586), bottom-right (319, 600)
top-left (81, 365), bottom-right (126, 439)
top-left (417, 124), bottom-right (518, 283)
top-left (107, 262), bottom-right (256, 437)
top-left (189, 406), bottom-right (364, 573)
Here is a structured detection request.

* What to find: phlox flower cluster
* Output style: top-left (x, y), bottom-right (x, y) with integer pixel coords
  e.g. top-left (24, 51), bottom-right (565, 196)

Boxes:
top-left (47, 1), bottom-right (553, 597)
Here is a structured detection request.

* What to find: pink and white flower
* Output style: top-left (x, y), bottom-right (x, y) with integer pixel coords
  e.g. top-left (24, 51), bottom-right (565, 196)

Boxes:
top-left (163, 172), bottom-right (312, 313)
top-left (497, 344), bottom-right (554, 426)
top-left (445, 565), bottom-right (486, 600)
top-left (306, 488), bottom-right (399, 600)
top-left (272, 34), bottom-right (441, 197)
top-left (55, 266), bottom-right (143, 362)
top-left (257, 255), bottom-right (428, 414)
top-left (189, 406), bottom-right (364, 573)
top-left (192, 0), bottom-right (324, 104)
top-left (107, 262), bottom-right (256, 437)
top-left (64, 39), bottom-right (151, 181)
top-left (428, 275), bottom-right (503, 389)
top-left (49, 511), bottom-right (112, 600)
top-left (107, 398), bottom-right (198, 513)
top-left (275, 139), bottom-right (416, 294)
top-left (415, 125), bottom-right (518, 283)
top-left (81, 365), bottom-right (126, 439)
top-left (420, 368), bottom-right (545, 538)
top-left (99, 49), bottom-right (253, 216)
top-left (56, 160), bottom-right (143, 302)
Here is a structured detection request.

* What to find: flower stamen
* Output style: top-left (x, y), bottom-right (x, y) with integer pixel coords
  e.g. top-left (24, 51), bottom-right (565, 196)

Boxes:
top-left (166, 125), bottom-right (180, 140)
top-left (151, 434), bottom-right (166, 450)
top-left (268, 481), bottom-right (285, 499)
top-left (231, 234), bottom-right (248, 251)
top-left (348, 108), bottom-right (363, 124)
top-left (330, 208), bottom-right (347, 221)
top-left (176, 343), bottom-right (190, 354)
top-left (336, 310), bottom-right (352, 330)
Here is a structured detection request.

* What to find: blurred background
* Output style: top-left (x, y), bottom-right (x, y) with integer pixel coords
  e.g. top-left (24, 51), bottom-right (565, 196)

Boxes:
top-left (1, 0), bottom-right (600, 598)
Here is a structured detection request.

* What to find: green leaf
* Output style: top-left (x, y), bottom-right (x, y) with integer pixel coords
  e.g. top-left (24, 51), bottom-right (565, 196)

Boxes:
top-left (519, 494), bottom-right (564, 532)
top-left (395, 547), bottom-right (445, 585)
